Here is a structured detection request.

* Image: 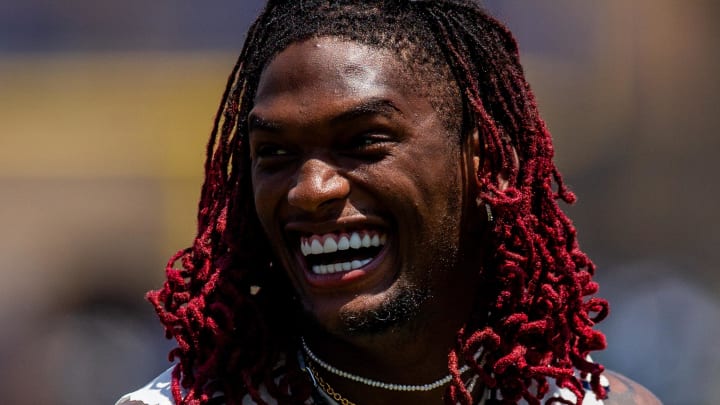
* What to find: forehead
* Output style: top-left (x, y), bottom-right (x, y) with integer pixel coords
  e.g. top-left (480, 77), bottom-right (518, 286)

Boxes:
top-left (258, 38), bottom-right (393, 90)
top-left (252, 38), bottom-right (421, 118)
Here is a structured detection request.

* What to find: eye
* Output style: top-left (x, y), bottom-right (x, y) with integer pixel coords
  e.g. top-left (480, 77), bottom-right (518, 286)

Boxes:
top-left (254, 144), bottom-right (291, 158)
top-left (358, 137), bottom-right (381, 147)
top-left (350, 133), bottom-right (394, 150)
top-left (338, 132), bottom-right (395, 162)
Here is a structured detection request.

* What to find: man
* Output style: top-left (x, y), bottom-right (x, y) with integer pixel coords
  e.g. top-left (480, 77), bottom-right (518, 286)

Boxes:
top-left (118, 1), bottom-right (660, 404)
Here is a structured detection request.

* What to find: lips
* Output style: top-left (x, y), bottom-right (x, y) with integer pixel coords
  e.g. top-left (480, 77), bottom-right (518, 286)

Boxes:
top-left (299, 230), bottom-right (388, 275)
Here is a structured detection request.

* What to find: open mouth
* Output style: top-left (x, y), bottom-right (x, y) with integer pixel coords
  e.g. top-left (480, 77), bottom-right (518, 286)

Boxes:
top-left (299, 230), bottom-right (387, 275)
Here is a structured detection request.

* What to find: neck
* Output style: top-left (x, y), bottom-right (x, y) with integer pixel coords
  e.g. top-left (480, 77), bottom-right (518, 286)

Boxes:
top-left (302, 336), bottom-right (471, 391)
top-left (301, 289), bottom-right (479, 404)
top-left (298, 249), bottom-right (485, 404)
top-left (301, 347), bottom-right (484, 405)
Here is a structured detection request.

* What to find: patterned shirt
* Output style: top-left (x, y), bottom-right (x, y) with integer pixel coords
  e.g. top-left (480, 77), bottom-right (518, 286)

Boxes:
top-left (116, 361), bottom-right (609, 405)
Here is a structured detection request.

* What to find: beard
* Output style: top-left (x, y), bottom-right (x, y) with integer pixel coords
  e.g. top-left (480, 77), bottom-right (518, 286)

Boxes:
top-left (295, 192), bottom-right (465, 338)
top-left (334, 211), bottom-right (463, 337)
top-left (337, 283), bottom-right (431, 335)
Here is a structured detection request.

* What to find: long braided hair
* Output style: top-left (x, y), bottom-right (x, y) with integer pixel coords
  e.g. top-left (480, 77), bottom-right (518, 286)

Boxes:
top-left (147, 1), bottom-right (609, 404)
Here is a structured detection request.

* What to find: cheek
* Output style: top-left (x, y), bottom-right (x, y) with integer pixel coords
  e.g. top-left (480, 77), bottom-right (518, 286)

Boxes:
top-left (251, 173), bottom-right (286, 234)
top-left (403, 150), bottom-right (462, 211)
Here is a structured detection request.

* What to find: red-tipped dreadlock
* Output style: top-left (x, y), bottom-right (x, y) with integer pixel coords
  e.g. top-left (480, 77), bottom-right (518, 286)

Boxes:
top-left (146, 1), bottom-right (609, 404)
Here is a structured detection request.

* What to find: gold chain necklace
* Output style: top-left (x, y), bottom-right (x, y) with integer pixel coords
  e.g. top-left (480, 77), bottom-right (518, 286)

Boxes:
top-left (307, 362), bottom-right (357, 405)
top-left (298, 343), bottom-right (484, 404)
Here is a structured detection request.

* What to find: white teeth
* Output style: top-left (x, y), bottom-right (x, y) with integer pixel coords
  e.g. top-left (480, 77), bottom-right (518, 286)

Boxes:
top-left (301, 231), bottom-right (387, 258)
top-left (349, 258), bottom-right (371, 270)
top-left (310, 257), bottom-right (375, 274)
top-left (311, 239), bottom-right (324, 255)
top-left (349, 232), bottom-right (362, 249)
top-left (301, 240), bottom-right (310, 256)
top-left (323, 238), bottom-right (338, 253)
top-left (361, 234), bottom-right (371, 248)
top-left (337, 235), bottom-right (350, 251)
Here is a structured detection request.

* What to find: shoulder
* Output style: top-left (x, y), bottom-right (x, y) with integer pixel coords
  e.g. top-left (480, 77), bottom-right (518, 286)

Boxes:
top-left (541, 368), bottom-right (661, 405)
top-left (115, 366), bottom-right (176, 405)
top-left (113, 364), bottom-right (291, 405)
top-left (600, 370), bottom-right (662, 405)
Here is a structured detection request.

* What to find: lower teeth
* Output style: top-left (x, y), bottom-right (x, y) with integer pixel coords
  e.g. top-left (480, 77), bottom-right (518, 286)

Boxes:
top-left (312, 258), bottom-right (372, 274)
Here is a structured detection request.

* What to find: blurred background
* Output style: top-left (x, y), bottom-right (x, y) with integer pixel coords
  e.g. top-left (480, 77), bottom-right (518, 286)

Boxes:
top-left (1, 1), bottom-right (718, 404)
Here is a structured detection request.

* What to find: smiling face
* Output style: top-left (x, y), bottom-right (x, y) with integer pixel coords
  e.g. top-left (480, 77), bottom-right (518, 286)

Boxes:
top-left (249, 37), bottom-right (476, 338)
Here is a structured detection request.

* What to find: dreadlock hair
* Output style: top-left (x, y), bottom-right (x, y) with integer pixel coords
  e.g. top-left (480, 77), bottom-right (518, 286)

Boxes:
top-left (146, 1), bottom-right (610, 404)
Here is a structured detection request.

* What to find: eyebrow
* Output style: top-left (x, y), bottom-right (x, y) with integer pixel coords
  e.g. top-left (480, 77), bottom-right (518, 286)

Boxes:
top-left (329, 98), bottom-right (404, 126)
top-left (248, 115), bottom-right (283, 133)
top-left (248, 98), bottom-right (404, 133)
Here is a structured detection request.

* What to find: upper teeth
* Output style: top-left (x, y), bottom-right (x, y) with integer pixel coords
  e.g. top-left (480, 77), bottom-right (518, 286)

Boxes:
top-left (301, 231), bottom-right (386, 256)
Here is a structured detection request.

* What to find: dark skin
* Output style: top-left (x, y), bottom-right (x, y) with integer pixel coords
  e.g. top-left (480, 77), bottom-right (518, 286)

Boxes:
top-left (249, 37), bottom-right (661, 405)
top-left (603, 372), bottom-right (662, 405)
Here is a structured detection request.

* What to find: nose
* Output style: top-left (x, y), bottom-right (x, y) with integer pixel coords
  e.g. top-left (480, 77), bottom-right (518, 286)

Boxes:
top-left (288, 158), bottom-right (350, 213)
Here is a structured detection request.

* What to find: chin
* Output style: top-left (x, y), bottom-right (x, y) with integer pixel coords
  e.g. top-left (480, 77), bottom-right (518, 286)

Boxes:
top-left (302, 280), bottom-right (431, 338)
